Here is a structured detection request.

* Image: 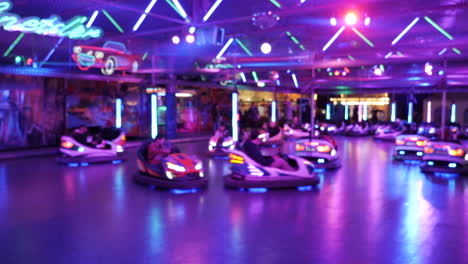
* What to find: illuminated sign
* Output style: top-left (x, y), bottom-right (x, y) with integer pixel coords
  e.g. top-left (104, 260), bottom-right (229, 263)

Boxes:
top-left (0, 0), bottom-right (103, 40)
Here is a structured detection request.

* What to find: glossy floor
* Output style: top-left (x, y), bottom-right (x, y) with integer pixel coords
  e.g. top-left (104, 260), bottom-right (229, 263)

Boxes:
top-left (1, 137), bottom-right (467, 264)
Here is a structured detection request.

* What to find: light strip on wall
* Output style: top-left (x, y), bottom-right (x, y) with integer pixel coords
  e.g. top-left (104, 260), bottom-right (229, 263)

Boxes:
top-left (232, 92), bottom-right (238, 141)
top-left (271, 101), bottom-right (277, 122)
top-left (391, 102), bottom-right (396, 122)
top-left (116, 98), bottom-right (122, 128)
top-left (427, 101), bottom-right (431, 122)
top-left (344, 104), bottom-right (349, 120)
top-left (86, 10), bottom-right (99, 28)
top-left (326, 104), bottom-right (331, 120)
top-left (203, 0), bottom-right (223, 22)
top-left (408, 102), bottom-right (413, 123)
top-left (322, 26), bottom-right (345, 51)
top-left (392, 17), bottom-right (419, 45)
top-left (133, 0), bottom-right (158, 31)
top-left (216, 37), bottom-right (234, 59)
top-left (451, 103), bottom-right (456, 123)
top-left (151, 94), bottom-right (158, 139)
top-left (363, 105), bottom-right (368, 121)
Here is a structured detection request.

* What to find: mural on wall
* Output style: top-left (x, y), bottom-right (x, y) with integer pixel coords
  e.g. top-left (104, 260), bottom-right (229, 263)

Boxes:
top-left (0, 75), bottom-right (65, 150)
top-left (72, 41), bottom-right (140, 75)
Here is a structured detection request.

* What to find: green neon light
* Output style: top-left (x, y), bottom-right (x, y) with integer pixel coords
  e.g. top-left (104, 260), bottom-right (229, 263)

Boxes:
top-left (252, 71), bottom-right (259, 82)
top-left (0, 1), bottom-right (102, 40)
top-left (452, 48), bottom-right (461, 55)
top-left (165, 0), bottom-right (190, 22)
top-left (351, 28), bottom-right (374, 48)
top-left (424, 16), bottom-right (453, 40)
top-left (348, 55), bottom-right (355, 61)
top-left (286, 31), bottom-right (291, 37)
top-left (3, 32), bottom-right (23, 57)
top-left (290, 36), bottom-right (300, 45)
top-left (269, 0), bottom-right (282, 8)
top-left (396, 51), bottom-right (403, 56)
top-left (142, 52), bottom-right (148, 61)
top-left (328, 72), bottom-right (333, 76)
top-left (235, 38), bottom-right (253, 56)
top-left (102, 10), bottom-right (124, 33)
top-left (201, 75), bottom-right (207, 81)
top-left (299, 44), bottom-right (306, 51)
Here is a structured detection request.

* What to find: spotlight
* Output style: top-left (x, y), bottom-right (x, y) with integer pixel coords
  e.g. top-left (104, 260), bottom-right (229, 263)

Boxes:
top-left (424, 62), bottom-right (433, 76)
top-left (185, 34), bottom-right (195, 44)
top-left (438, 70), bottom-right (444, 76)
top-left (330, 17), bottom-right (337, 26)
top-left (261, 42), bottom-right (272, 54)
top-left (14, 56), bottom-right (21, 65)
top-left (172, 35), bottom-right (180, 44)
top-left (364, 17), bottom-right (370, 26)
top-left (189, 26), bottom-right (196, 34)
top-left (372, 65), bottom-right (383, 76)
top-left (345, 12), bottom-right (358, 26)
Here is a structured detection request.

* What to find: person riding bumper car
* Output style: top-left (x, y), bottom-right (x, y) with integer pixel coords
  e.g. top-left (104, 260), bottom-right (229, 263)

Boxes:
top-left (207, 124), bottom-right (235, 157)
top-left (134, 141), bottom-right (208, 189)
top-left (57, 126), bottom-right (126, 164)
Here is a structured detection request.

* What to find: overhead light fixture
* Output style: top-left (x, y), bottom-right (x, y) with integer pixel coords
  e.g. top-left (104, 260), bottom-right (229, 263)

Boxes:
top-left (330, 17), bottom-right (337, 26)
top-left (291, 73), bottom-right (299, 88)
top-left (364, 16), bottom-right (370, 26)
top-left (170, 0), bottom-right (188, 19)
top-left (86, 10), bottom-right (99, 28)
top-left (216, 37), bottom-right (234, 59)
top-left (344, 12), bottom-right (358, 26)
top-left (185, 34), bottom-right (195, 44)
top-left (172, 35), bottom-right (180, 44)
top-left (260, 42), bottom-right (272, 54)
top-left (188, 26), bottom-right (196, 34)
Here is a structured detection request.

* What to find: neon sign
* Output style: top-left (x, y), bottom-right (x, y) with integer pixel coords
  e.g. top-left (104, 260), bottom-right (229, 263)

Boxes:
top-left (0, 0), bottom-right (103, 40)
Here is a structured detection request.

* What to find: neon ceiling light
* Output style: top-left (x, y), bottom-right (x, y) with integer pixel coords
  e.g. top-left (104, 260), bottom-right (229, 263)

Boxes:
top-left (438, 48), bottom-right (447, 55)
top-left (102, 10), bottom-right (124, 33)
top-left (322, 26), bottom-right (345, 51)
top-left (269, 0), bottom-right (282, 8)
top-left (384, 52), bottom-right (393, 59)
top-left (424, 16), bottom-right (453, 40)
top-left (40, 37), bottom-right (64, 67)
top-left (240, 72), bottom-right (247, 82)
top-left (351, 27), bottom-right (374, 47)
top-left (142, 52), bottom-right (149, 61)
top-left (252, 71), bottom-right (259, 82)
top-left (291, 73), bottom-right (299, 88)
top-left (133, 0), bottom-right (158, 32)
top-left (391, 17), bottom-right (419, 45)
top-left (3, 32), bottom-right (23, 57)
top-left (452, 48), bottom-right (461, 55)
top-left (216, 37), bottom-right (234, 59)
top-left (86, 10), bottom-right (99, 28)
top-left (348, 55), bottom-right (355, 61)
top-left (170, 0), bottom-right (189, 19)
top-left (203, 0), bottom-right (223, 22)
top-left (235, 38), bottom-right (253, 56)
top-left (286, 31), bottom-right (307, 51)
top-left (164, 0), bottom-right (188, 22)
top-left (0, 0), bottom-right (102, 40)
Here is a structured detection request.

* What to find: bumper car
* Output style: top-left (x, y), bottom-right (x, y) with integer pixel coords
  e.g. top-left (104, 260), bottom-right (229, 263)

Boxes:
top-left (134, 142), bottom-right (208, 189)
top-left (373, 123), bottom-right (406, 141)
top-left (283, 124), bottom-right (310, 139)
top-left (294, 136), bottom-right (340, 169)
top-left (57, 127), bottom-right (126, 165)
top-left (392, 135), bottom-right (429, 161)
top-left (417, 122), bottom-right (439, 139)
top-left (318, 122), bottom-right (345, 135)
top-left (207, 135), bottom-right (235, 157)
top-left (224, 150), bottom-right (320, 189)
top-left (421, 141), bottom-right (467, 174)
top-left (343, 122), bottom-right (370, 137)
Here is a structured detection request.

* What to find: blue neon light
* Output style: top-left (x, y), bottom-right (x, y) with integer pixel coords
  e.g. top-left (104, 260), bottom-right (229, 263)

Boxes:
top-left (271, 101), bottom-right (277, 122)
top-left (151, 94), bottom-right (158, 139)
top-left (68, 163), bottom-right (79, 167)
top-left (399, 150), bottom-right (406, 155)
top-left (391, 102), bottom-right (396, 122)
top-left (344, 104), bottom-right (349, 120)
top-left (170, 0), bottom-right (188, 18)
top-left (291, 73), bottom-right (299, 88)
top-left (116, 98), bottom-right (122, 128)
top-left (112, 160), bottom-right (123, 164)
top-left (248, 188), bottom-right (268, 193)
top-left (317, 158), bottom-right (325, 164)
top-left (240, 72), bottom-right (247, 82)
top-left (326, 104), bottom-right (331, 120)
top-left (171, 188), bottom-right (199, 194)
top-left (81, 162), bottom-right (89, 166)
top-left (448, 163), bottom-right (457, 168)
top-left (408, 102), bottom-right (413, 123)
top-left (428, 161), bottom-right (434, 166)
top-left (417, 152), bottom-right (423, 156)
top-left (451, 103), bottom-right (456, 123)
top-left (297, 186), bottom-right (313, 191)
top-left (232, 92), bottom-right (238, 141)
